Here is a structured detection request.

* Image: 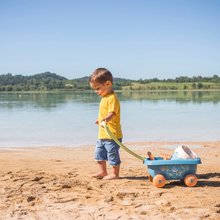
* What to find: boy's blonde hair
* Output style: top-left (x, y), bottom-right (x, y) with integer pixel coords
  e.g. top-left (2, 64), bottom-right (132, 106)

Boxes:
top-left (89, 68), bottom-right (113, 84)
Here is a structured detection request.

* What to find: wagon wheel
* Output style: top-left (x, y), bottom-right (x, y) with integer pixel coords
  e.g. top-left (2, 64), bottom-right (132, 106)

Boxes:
top-left (148, 175), bottom-right (153, 182)
top-left (184, 174), bottom-right (198, 187)
top-left (153, 174), bottom-right (166, 188)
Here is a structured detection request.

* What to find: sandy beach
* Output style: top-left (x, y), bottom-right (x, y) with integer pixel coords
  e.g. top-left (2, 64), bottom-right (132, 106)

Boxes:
top-left (0, 141), bottom-right (219, 220)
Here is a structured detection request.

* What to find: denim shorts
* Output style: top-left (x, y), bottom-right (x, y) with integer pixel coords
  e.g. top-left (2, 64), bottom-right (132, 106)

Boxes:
top-left (95, 139), bottom-right (122, 166)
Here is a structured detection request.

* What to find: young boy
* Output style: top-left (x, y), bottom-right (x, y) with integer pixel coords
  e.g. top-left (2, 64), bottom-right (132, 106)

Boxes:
top-left (89, 68), bottom-right (123, 180)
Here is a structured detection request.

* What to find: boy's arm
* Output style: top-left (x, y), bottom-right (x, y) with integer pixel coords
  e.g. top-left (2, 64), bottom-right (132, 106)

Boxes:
top-left (96, 112), bottom-right (115, 125)
top-left (103, 111), bottom-right (115, 123)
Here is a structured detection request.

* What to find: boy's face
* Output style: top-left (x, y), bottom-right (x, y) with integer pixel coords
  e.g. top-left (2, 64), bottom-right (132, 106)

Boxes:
top-left (90, 81), bottom-right (112, 97)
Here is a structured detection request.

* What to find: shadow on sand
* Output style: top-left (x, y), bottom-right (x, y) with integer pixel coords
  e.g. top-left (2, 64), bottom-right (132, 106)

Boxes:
top-left (197, 172), bottom-right (220, 179)
top-left (120, 172), bottom-right (220, 188)
top-left (120, 176), bottom-right (147, 181)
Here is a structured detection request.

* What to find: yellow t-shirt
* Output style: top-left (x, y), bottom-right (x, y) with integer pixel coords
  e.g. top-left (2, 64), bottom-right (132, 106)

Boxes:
top-left (98, 92), bottom-right (123, 139)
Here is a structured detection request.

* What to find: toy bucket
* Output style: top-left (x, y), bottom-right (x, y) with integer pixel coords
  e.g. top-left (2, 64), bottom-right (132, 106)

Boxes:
top-left (172, 145), bottom-right (197, 159)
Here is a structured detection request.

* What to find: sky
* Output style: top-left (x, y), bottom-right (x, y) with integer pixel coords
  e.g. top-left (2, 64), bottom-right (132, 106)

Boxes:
top-left (0, 0), bottom-right (220, 80)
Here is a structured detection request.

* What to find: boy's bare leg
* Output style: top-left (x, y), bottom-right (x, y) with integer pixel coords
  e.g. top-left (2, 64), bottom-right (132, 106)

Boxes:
top-left (92, 161), bottom-right (108, 179)
top-left (103, 165), bottom-right (120, 180)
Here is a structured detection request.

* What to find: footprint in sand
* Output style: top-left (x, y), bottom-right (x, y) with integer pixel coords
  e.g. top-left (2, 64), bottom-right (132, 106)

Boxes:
top-left (32, 176), bottom-right (43, 182)
top-left (27, 196), bottom-right (36, 202)
top-left (62, 184), bottom-right (71, 189)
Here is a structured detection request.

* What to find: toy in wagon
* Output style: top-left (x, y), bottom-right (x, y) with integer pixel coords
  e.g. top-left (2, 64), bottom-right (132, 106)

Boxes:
top-left (100, 121), bottom-right (202, 188)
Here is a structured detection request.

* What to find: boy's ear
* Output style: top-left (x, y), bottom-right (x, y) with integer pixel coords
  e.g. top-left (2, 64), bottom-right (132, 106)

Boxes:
top-left (106, 81), bottom-right (112, 86)
top-left (89, 82), bottom-right (94, 89)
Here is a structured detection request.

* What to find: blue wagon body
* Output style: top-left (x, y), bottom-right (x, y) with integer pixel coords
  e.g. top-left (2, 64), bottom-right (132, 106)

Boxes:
top-left (144, 157), bottom-right (201, 180)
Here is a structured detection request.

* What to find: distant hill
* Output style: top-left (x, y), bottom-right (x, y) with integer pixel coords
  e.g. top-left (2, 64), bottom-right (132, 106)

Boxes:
top-left (0, 72), bottom-right (67, 91)
top-left (0, 72), bottom-right (219, 91)
top-left (67, 76), bottom-right (133, 90)
top-left (0, 72), bottom-right (133, 91)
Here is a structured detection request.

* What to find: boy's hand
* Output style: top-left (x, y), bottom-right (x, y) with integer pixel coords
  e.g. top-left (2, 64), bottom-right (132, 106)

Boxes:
top-left (100, 120), bottom-right (107, 127)
top-left (101, 118), bottom-right (107, 123)
top-left (95, 119), bottom-right (99, 125)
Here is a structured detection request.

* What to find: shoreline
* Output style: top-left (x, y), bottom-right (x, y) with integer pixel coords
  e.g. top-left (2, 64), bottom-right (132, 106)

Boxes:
top-left (0, 141), bottom-right (220, 219)
top-left (0, 139), bottom-right (219, 150)
top-left (1, 88), bottom-right (220, 93)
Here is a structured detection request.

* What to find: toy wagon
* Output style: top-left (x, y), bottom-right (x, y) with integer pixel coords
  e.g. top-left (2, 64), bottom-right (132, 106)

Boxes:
top-left (101, 122), bottom-right (202, 188)
top-left (144, 157), bottom-right (202, 188)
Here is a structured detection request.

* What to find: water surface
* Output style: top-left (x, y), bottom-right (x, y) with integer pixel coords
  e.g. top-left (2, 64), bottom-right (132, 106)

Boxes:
top-left (0, 91), bottom-right (219, 147)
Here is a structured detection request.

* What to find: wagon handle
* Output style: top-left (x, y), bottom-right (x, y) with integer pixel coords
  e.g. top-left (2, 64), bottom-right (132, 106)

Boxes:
top-left (100, 121), bottom-right (145, 161)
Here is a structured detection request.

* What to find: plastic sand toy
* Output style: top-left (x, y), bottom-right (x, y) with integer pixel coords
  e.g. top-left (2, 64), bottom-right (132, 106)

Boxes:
top-left (144, 156), bottom-right (201, 188)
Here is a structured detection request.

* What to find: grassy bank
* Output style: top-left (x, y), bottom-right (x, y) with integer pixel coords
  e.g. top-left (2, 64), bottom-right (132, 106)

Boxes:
top-left (122, 82), bottom-right (220, 91)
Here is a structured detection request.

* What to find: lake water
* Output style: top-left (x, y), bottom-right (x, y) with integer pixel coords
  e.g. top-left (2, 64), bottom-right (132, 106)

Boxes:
top-left (0, 91), bottom-right (220, 148)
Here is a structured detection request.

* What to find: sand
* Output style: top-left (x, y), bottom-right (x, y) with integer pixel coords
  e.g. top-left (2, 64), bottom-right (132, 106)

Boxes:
top-left (0, 141), bottom-right (219, 220)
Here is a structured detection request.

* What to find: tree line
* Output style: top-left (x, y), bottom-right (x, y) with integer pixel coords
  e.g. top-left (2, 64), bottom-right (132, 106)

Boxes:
top-left (137, 75), bottom-right (220, 84)
top-left (0, 72), bottom-right (66, 91)
top-left (0, 72), bottom-right (219, 91)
